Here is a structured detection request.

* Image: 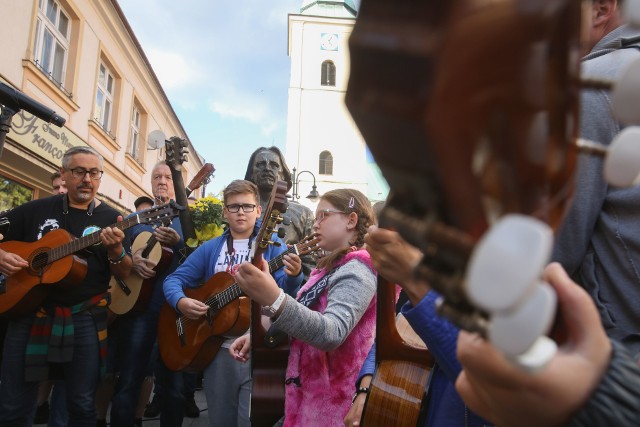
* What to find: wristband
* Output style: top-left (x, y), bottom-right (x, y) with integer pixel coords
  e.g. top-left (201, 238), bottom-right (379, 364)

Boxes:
top-left (261, 289), bottom-right (285, 317)
top-left (108, 247), bottom-right (126, 265)
top-left (351, 386), bottom-right (370, 404)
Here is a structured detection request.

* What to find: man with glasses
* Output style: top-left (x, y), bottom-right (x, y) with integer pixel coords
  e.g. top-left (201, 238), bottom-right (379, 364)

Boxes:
top-left (163, 179), bottom-right (303, 427)
top-left (0, 146), bottom-right (131, 426)
top-left (245, 146), bottom-right (315, 279)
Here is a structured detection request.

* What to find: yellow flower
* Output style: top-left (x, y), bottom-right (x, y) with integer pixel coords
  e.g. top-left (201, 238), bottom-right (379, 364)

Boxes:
top-left (187, 195), bottom-right (225, 248)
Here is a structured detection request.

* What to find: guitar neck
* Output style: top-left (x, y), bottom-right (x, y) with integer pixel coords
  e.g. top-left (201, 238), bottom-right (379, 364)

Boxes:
top-left (207, 244), bottom-right (297, 310)
top-left (140, 234), bottom-right (159, 259)
top-left (48, 215), bottom-right (141, 264)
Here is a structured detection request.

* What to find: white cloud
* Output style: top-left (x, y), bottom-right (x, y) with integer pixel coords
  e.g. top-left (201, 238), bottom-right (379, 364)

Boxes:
top-left (145, 48), bottom-right (203, 90)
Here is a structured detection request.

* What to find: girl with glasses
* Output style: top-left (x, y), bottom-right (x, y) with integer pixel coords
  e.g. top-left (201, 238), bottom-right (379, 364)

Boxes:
top-left (230, 188), bottom-right (378, 426)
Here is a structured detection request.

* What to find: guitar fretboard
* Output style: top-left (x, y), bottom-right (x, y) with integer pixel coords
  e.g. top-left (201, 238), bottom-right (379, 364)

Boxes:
top-left (204, 244), bottom-right (298, 312)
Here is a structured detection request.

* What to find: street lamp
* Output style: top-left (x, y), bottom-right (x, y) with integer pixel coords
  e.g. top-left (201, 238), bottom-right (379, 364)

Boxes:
top-left (291, 167), bottom-right (320, 202)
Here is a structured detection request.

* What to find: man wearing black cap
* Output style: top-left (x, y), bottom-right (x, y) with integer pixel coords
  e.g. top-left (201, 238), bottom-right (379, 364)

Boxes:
top-left (134, 196), bottom-right (155, 211)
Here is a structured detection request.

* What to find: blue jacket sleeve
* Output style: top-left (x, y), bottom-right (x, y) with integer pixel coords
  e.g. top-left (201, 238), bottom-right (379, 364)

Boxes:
top-left (401, 291), bottom-right (462, 382)
top-left (355, 342), bottom-right (376, 386)
top-left (163, 239), bottom-right (215, 310)
top-left (267, 235), bottom-right (304, 297)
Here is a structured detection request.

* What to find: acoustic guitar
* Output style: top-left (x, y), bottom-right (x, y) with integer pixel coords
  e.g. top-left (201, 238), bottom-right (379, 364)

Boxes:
top-left (345, 0), bottom-right (583, 423)
top-left (108, 163), bottom-right (215, 316)
top-left (0, 202), bottom-right (182, 317)
top-left (157, 180), bottom-right (290, 373)
top-left (248, 181), bottom-right (290, 427)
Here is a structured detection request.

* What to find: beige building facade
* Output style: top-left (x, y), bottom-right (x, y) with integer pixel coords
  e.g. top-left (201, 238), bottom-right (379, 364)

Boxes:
top-left (0, 0), bottom-right (204, 214)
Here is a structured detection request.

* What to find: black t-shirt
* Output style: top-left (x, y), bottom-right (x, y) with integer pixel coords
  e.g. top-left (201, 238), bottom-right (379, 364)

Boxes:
top-left (3, 194), bottom-right (123, 306)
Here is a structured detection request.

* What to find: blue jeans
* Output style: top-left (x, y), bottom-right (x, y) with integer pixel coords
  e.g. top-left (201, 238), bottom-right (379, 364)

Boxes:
top-left (109, 310), bottom-right (184, 427)
top-left (0, 313), bottom-right (100, 427)
top-left (48, 381), bottom-right (68, 427)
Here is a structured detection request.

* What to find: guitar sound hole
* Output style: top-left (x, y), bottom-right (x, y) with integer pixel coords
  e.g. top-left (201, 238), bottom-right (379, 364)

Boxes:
top-left (30, 251), bottom-right (49, 274)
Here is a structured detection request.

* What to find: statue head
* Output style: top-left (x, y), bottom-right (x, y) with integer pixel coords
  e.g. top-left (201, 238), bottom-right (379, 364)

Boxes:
top-left (244, 146), bottom-right (293, 193)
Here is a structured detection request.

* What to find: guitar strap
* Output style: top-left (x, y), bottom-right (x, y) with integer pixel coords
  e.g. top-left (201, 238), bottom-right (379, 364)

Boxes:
top-left (296, 267), bottom-right (340, 308)
top-left (62, 194), bottom-right (95, 216)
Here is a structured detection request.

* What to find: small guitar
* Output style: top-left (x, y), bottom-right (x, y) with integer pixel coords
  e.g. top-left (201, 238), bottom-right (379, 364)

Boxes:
top-left (108, 163), bottom-right (215, 316)
top-left (0, 202), bottom-right (182, 317)
top-left (108, 220), bottom-right (173, 316)
top-left (157, 181), bottom-right (293, 373)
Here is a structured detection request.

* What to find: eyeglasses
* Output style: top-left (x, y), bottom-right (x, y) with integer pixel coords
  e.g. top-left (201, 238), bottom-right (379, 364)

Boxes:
top-left (67, 168), bottom-right (103, 180)
top-left (226, 204), bottom-right (257, 213)
top-left (314, 209), bottom-right (345, 224)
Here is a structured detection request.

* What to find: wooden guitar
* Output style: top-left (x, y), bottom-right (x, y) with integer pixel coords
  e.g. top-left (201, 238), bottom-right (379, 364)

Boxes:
top-left (247, 181), bottom-right (292, 427)
top-left (108, 163), bottom-right (215, 316)
top-left (361, 278), bottom-right (434, 427)
top-left (158, 181), bottom-right (292, 372)
top-left (0, 202), bottom-right (182, 316)
top-left (345, 0), bottom-right (583, 423)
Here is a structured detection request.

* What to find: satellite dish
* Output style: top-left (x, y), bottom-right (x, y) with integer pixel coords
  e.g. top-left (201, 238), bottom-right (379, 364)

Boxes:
top-left (147, 130), bottom-right (166, 150)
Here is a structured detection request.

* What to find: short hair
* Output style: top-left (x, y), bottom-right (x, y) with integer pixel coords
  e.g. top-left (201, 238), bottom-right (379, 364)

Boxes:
top-left (50, 171), bottom-right (62, 182)
top-left (61, 146), bottom-right (104, 170)
top-left (223, 180), bottom-right (260, 205)
top-left (244, 146), bottom-right (293, 192)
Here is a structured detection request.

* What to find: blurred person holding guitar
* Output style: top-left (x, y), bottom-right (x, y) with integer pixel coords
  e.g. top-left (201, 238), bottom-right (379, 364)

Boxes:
top-left (0, 146), bottom-right (131, 426)
top-left (345, 226), bottom-right (494, 427)
top-left (230, 189), bottom-right (377, 427)
top-left (109, 161), bottom-right (187, 427)
top-left (163, 180), bottom-right (303, 427)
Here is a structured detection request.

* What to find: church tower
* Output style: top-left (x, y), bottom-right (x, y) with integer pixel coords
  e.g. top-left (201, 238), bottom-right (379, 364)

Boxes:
top-left (285, 1), bottom-right (387, 208)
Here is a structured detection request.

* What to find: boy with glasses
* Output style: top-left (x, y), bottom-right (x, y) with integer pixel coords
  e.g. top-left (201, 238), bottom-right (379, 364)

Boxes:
top-left (163, 179), bottom-right (303, 427)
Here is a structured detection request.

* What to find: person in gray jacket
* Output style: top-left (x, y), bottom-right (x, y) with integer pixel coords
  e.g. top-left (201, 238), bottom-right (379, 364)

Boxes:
top-left (553, 0), bottom-right (640, 355)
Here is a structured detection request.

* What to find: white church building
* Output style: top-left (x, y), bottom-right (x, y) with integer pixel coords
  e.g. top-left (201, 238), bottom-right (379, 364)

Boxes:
top-left (284, 0), bottom-right (388, 209)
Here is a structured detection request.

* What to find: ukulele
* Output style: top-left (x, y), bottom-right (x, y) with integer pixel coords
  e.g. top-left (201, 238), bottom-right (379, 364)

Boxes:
top-left (108, 163), bottom-right (215, 316)
top-left (0, 202), bottom-right (182, 316)
top-left (346, 0), bottom-right (583, 423)
top-left (158, 234), bottom-right (318, 372)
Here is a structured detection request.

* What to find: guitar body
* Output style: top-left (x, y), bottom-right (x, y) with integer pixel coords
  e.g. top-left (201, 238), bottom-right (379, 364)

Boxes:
top-left (0, 229), bottom-right (87, 316)
top-left (361, 279), bottom-right (434, 426)
top-left (158, 271), bottom-right (250, 372)
top-left (108, 231), bottom-right (174, 315)
top-left (250, 307), bottom-right (289, 427)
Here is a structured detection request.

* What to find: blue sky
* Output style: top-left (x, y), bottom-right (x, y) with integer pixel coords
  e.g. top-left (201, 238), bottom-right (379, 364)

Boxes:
top-left (118, 0), bottom-right (361, 195)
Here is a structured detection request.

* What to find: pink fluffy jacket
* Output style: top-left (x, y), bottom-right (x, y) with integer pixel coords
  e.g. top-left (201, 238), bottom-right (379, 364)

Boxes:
top-left (283, 249), bottom-right (377, 426)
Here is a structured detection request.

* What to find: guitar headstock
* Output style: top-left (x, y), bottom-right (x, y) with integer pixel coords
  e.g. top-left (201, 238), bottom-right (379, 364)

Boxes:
top-left (252, 180), bottom-right (288, 263)
top-left (165, 136), bottom-right (189, 172)
top-left (295, 235), bottom-right (321, 257)
top-left (347, 0), bottom-right (584, 370)
top-left (186, 163), bottom-right (215, 196)
top-left (137, 200), bottom-right (184, 226)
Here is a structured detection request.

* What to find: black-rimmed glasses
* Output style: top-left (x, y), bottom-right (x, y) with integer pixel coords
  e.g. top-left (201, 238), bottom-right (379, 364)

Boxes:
top-left (226, 203), bottom-right (257, 213)
top-left (67, 168), bottom-right (104, 180)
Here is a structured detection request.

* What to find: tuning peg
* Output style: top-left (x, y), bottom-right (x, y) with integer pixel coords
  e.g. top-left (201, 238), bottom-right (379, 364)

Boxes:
top-left (603, 127), bottom-right (640, 187)
top-left (612, 58), bottom-right (640, 124)
top-left (465, 215), bottom-right (553, 313)
top-left (577, 127), bottom-right (640, 187)
top-left (625, 0), bottom-right (640, 27)
top-left (488, 280), bottom-right (557, 357)
top-left (580, 57), bottom-right (640, 125)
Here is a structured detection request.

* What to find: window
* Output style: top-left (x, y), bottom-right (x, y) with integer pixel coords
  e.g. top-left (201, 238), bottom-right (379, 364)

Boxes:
top-left (94, 62), bottom-right (115, 133)
top-left (319, 151), bottom-right (333, 175)
top-left (321, 60), bottom-right (336, 86)
top-left (128, 105), bottom-right (141, 160)
top-left (33, 0), bottom-right (70, 91)
top-left (0, 174), bottom-right (34, 212)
